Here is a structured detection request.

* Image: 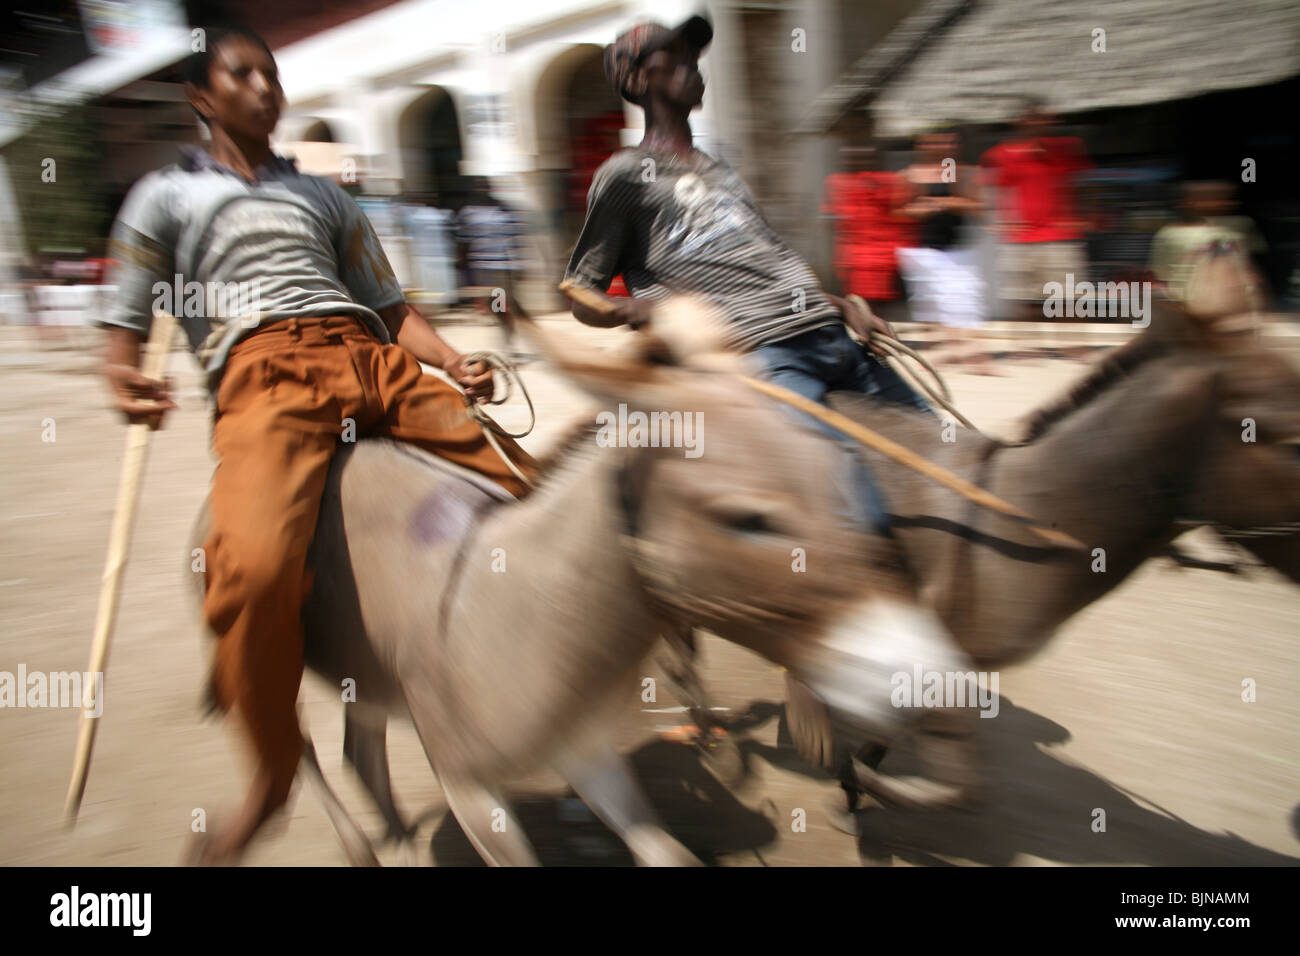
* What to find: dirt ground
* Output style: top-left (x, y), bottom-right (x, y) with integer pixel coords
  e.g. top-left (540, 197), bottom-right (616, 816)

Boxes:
top-left (1, 315), bottom-right (1297, 866)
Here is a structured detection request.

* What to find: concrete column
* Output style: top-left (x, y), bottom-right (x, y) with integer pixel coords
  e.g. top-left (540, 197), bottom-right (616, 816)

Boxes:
top-left (700, 1), bottom-right (750, 167)
top-left (784, 0), bottom-right (840, 272)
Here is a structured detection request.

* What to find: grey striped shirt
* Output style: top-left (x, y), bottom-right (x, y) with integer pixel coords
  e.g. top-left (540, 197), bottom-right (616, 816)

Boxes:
top-left (564, 148), bottom-right (841, 351)
top-left (99, 147), bottom-right (404, 390)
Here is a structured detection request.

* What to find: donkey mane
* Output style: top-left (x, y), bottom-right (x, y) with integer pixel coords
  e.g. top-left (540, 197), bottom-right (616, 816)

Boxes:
top-left (528, 417), bottom-right (603, 491)
top-left (1016, 332), bottom-right (1169, 443)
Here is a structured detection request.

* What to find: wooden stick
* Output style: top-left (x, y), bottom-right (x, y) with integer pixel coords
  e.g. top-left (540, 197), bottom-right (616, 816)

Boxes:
top-left (64, 310), bottom-right (179, 824)
top-left (557, 280), bottom-right (1084, 552)
top-left (558, 278), bottom-right (612, 315)
top-left (737, 376), bottom-right (1084, 551)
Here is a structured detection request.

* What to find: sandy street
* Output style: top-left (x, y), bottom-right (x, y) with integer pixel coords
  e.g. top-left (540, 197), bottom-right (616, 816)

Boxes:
top-left (1, 316), bottom-right (1297, 866)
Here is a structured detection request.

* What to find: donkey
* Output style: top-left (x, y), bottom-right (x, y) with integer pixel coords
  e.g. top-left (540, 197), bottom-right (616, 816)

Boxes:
top-left (189, 303), bottom-right (970, 865)
top-left (782, 250), bottom-right (1300, 813)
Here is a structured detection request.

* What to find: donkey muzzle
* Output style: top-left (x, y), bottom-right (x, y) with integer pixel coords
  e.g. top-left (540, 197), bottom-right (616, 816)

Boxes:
top-left (790, 598), bottom-right (972, 746)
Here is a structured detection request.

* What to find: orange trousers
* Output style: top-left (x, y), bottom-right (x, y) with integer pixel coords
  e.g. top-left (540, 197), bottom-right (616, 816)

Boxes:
top-left (201, 314), bottom-right (536, 797)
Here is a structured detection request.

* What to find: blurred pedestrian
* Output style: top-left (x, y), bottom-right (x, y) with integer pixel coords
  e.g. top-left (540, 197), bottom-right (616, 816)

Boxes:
top-left (821, 146), bottom-right (911, 322)
top-left (456, 178), bottom-right (529, 358)
top-left (400, 193), bottom-right (458, 307)
top-left (896, 129), bottom-right (992, 373)
top-left (981, 99), bottom-right (1093, 319)
top-left (1150, 181), bottom-right (1267, 303)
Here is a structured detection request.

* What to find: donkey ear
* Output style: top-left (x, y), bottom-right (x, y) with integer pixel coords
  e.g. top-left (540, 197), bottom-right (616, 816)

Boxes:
top-left (628, 296), bottom-right (757, 378)
top-left (515, 315), bottom-right (662, 401)
top-left (516, 296), bottom-right (750, 401)
top-left (635, 297), bottom-right (735, 367)
top-left (1182, 246), bottom-right (1266, 337)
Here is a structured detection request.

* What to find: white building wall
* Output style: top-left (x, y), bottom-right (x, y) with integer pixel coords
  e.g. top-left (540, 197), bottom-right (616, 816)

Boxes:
top-left (274, 0), bottom-right (721, 184)
top-left (267, 0), bottom-right (727, 307)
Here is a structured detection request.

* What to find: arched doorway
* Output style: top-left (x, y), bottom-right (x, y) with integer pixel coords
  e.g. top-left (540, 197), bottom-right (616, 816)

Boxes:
top-left (534, 45), bottom-right (626, 245)
top-left (398, 87), bottom-right (466, 208)
top-left (300, 119), bottom-right (335, 142)
top-left (561, 49), bottom-right (625, 244)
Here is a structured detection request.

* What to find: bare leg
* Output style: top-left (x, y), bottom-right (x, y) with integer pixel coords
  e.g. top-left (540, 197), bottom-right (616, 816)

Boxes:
top-left (197, 741), bottom-right (300, 864)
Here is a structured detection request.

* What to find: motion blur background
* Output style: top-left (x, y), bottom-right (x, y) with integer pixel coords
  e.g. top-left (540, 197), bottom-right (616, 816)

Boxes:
top-left (2, 1), bottom-right (1299, 868)
top-left (0, 0), bottom-right (1297, 330)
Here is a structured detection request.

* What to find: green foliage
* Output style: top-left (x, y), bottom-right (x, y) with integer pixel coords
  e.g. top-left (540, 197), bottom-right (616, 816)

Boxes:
top-left (7, 104), bottom-right (112, 257)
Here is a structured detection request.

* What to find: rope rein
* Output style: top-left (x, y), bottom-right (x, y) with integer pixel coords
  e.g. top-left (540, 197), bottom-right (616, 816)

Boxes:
top-left (844, 295), bottom-right (976, 429)
top-left (458, 349), bottom-right (537, 489)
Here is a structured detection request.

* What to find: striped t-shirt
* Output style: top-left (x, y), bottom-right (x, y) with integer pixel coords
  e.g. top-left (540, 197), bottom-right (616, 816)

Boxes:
top-left (99, 146), bottom-right (404, 391)
top-left (564, 148), bottom-right (842, 351)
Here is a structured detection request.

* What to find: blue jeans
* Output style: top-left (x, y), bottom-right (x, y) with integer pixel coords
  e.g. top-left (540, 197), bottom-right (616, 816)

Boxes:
top-left (752, 323), bottom-right (930, 534)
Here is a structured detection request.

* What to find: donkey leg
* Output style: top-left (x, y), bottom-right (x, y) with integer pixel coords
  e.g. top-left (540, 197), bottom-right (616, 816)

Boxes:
top-left (658, 623), bottom-right (718, 730)
top-left (342, 710), bottom-right (413, 845)
top-left (825, 743), bottom-right (890, 837)
top-left (299, 736), bottom-right (380, 866)
top-left (917, 705), bottom-right (983, 808)
top-left (850, 708), bottom-right (979, 811)
top-left (401, 698), bottom-right (540, 866)
top-left (557, 741), bottom-right (701, 867)
top-left (439, 779), bottom-right (540, 867)
top-left (658, 624), bottom-right (744, 785)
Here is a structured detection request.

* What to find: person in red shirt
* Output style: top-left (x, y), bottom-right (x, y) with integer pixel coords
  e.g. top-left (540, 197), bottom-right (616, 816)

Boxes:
top-left (821, 146), bottom-right (911, 316)
top-left (895, 129), bottom-right (992, 372)
top-left (981, 99), bottom-right (1092, 318)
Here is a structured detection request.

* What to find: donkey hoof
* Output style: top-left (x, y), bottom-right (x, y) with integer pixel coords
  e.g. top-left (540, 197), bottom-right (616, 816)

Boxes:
top-left (824, 795), bottom-right (871, 837)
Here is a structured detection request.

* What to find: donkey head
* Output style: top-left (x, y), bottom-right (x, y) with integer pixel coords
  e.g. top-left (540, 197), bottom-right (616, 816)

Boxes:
top-left (525, 299), bottom-right (970, 741)
top-left (1158, 248), bottom-right (1300, 578)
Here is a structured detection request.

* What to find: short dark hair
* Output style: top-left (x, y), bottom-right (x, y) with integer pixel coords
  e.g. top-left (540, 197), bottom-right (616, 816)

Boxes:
top-left (183, 25), bottom-right (274, 90)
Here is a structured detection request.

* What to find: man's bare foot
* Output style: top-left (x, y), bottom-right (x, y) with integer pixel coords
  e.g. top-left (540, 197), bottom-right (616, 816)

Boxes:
top-left (181, 829), bottom-right (212, 866)
top-left (188, 763), bottom-right (295, 864)
top-left (183, 826), bottom-right (245, 866)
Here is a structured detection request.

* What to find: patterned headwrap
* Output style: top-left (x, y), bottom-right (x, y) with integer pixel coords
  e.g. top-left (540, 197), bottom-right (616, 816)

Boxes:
top-left (604, 14), bottom-right (713, 102)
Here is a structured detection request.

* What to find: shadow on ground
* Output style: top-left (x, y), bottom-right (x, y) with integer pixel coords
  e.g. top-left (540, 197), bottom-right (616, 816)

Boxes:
top-left (755, 694), bottom-right (1300, 866)
top-left (426, 739), bottom-right (779, 866)
top-left (418, 692), bottom-right (1296, 866)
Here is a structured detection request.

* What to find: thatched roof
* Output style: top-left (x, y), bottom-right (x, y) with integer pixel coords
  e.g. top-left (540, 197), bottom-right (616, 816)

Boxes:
top-left (803, 0), bottom-right (1300, 137)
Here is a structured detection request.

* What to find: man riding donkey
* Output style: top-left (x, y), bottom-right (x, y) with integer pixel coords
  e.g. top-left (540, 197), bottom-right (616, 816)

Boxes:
top-left (97, 26), bottom-right (537, 863)
top-left (561, 15), bottom-right (936, 756)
